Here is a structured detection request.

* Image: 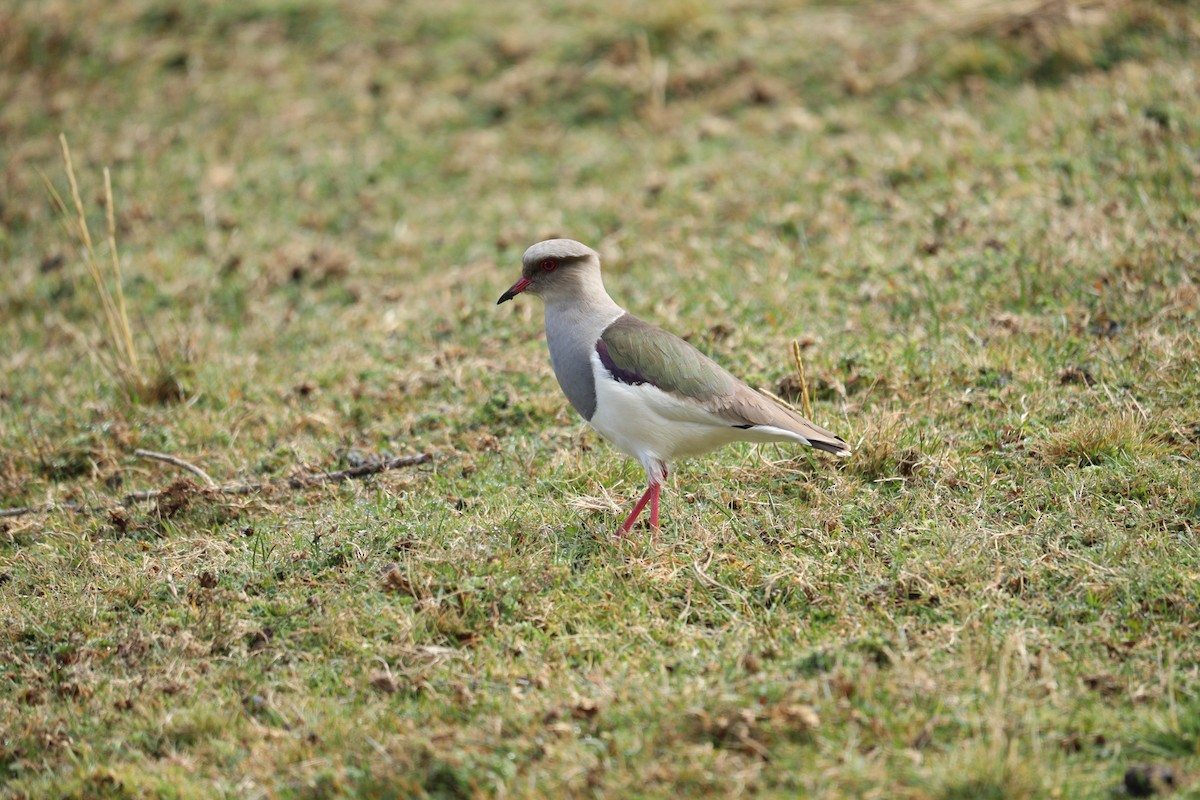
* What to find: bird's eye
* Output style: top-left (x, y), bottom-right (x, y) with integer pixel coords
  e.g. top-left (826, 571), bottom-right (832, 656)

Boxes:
top-left (539, 259), bottom-right (558, 272)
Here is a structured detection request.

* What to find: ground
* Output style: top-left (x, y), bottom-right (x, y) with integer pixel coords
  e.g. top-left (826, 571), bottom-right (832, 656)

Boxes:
top-left (1, 0), bottom-right (1198, 797)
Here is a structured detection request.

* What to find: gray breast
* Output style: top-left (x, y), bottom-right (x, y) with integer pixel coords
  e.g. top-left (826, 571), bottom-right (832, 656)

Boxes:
top-left (543, 305), bottom-right (621, 421)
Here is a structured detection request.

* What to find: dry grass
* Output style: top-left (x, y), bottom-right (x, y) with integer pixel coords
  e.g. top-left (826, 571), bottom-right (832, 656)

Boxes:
top-left (39, 136), bottom-right (144, 397)
top-left (1042, 410), bottom-right (1147, 466)
top-left (35, 135), bottom-right (190, 406)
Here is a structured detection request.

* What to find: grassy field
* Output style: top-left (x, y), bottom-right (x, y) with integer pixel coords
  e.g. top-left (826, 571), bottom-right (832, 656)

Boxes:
top-left (2, 0), bottom-right (1199, 796)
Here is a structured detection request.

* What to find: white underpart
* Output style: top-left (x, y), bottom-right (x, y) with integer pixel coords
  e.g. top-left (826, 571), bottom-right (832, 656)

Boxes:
top-left (587, 351), bottom-right (814, 484)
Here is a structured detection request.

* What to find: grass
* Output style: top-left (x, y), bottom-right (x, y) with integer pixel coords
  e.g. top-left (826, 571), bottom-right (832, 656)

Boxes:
top-left (2, 0), bottom-right (1199, 796)
top-left (39, 136), bottom-right (142, 395)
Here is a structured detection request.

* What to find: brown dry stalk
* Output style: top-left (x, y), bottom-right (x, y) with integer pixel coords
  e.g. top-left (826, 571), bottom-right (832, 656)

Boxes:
top-left (0, 453), bottom-right (432, 519)
top-left (790, 339), bottom-right (814, 420)
top-left (103, 165), bottom-right (139, 380)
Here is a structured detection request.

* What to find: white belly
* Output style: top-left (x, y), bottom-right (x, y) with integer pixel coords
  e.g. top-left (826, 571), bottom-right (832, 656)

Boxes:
top-left (586, 351), bottom-right (809, 477)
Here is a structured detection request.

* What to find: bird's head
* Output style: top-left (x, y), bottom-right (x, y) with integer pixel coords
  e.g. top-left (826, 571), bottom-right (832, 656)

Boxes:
top-left (496, 239), bottom-right (601, 305)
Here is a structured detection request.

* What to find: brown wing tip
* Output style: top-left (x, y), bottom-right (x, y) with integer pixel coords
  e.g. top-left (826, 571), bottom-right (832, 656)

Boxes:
top-left (756, 387), bottom-right (852, 455)
top-left (810, 437), bottom-right (852, 457)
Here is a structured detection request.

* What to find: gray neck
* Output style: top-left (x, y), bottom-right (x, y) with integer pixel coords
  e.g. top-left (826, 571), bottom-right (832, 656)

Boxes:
top-left (543, 279), bottom-right (623, 421)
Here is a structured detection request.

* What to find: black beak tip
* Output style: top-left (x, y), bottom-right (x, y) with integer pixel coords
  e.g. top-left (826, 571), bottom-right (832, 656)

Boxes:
top-left (497, 277), bottom-right (529, 305)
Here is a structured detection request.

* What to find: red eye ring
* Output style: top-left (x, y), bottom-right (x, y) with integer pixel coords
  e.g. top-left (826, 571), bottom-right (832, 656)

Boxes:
top-left (539, 258), bottom-right (558, 272)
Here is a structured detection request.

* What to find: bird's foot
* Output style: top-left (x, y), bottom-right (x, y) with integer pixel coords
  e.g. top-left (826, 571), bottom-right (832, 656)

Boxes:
top-left (617, 481), bottom-right (661, 536)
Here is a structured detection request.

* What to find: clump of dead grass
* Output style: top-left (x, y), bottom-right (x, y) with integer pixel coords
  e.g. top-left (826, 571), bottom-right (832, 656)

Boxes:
top-left (689, 701), bottom-right (820, 759)
top-left (1041, 410), bottom-right (1146, 466)
top-left (39, 135), bottom-right (188, 406)
top-left (844, 412), bottom-right (933, 482)
top-left (913, 0), bottom-right (1188, 89)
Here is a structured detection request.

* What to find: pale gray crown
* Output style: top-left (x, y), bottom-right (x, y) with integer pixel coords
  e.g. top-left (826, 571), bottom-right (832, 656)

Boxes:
top-left (521, 239), bottom-right (599, 278)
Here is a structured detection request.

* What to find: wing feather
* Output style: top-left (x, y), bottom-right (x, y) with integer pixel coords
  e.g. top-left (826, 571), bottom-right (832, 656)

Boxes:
top-left (598, 314), bottom-right (850, 454)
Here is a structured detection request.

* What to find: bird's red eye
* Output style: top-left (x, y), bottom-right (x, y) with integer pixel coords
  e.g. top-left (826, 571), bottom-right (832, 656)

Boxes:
top-left (540, 259), bottom-right (558, 272)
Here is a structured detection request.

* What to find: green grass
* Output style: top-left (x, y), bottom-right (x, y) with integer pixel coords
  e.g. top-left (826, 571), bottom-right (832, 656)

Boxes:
top-left (2, 0), bottom-right (1199, 797)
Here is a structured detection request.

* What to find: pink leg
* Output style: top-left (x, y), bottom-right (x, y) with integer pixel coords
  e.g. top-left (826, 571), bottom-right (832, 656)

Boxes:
top-left (650, 466), bottom-right (667, 530)
top-left (649, 483), bottom-right (661, 530)
top-left (618, 482), bottom-right (658, 536)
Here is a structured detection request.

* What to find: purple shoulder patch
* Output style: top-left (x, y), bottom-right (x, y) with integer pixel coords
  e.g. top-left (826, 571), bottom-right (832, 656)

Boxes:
top-left (596, 339), bottom-right (649, 387)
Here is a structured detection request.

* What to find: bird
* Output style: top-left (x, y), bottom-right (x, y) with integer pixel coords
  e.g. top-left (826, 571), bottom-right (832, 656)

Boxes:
top-left (497, 239), bottom-right (850, 535)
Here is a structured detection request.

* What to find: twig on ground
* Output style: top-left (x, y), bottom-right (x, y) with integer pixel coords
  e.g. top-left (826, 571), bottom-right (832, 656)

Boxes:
top-left (135, 448), bottom-right (216, 487)
top-left (0, 453), bottom-right (432, 520)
